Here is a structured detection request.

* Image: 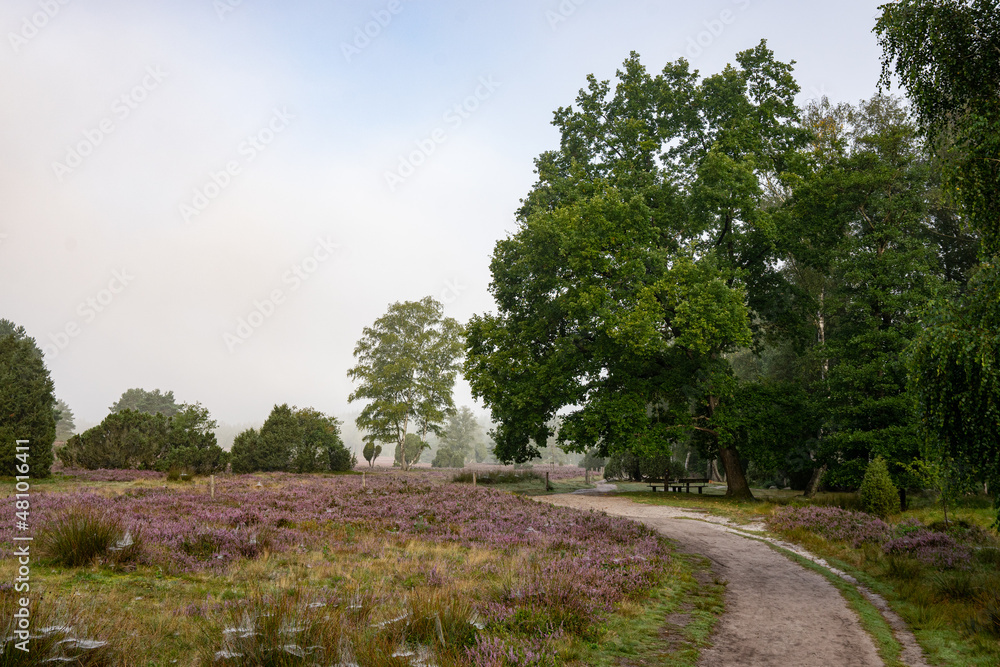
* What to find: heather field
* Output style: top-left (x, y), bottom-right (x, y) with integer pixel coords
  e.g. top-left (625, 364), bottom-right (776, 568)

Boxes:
top-left (0, 469), bottom-right (715, 666)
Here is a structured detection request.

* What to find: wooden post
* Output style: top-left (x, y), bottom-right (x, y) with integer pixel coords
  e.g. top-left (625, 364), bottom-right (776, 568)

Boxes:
top-left (585, 468), bottom-right (590, 484)
top-left (210, 475), bottom-right (215, 499)
top-left (545, 472), bottom-right (551, 491)
top-left (362, 472), bottom-right (366, 489)
top-left (472, 471), bottom-right (477, 487)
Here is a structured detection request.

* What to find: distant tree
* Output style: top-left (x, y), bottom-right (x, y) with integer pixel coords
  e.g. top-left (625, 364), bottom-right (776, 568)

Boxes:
top-left (229, 428), bottom-right (261, 475)
top-left (362, 441), bottom-right (382, 468)
top-left (580, 449), bottom-right (607, 471)
top-left (0, 321), bottom-right (56, 477)
top-left (348, 297), bottom-right (464, 471)
top-left (229, 405), bottom-right (351, 474)
top-left (159, 403), bottom-right (229, 474)
top-left (110, 388), bottom-right (180, 417)
top-left (54, 399), bottom-right (76, 441)
top-left (295, 408), bottom-right (353, 473)
top-left (431, 407), bottom-right (482, 468)
top-left (395, 433), bottom-right (428, 467)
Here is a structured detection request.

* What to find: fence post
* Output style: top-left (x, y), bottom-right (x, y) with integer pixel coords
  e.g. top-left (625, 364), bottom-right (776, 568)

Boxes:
top-left (210, 475), bottom-right (215, 499)
top-left (362, 472), bottom-right (366, 489)
top-left (472, 471), bottom-right (477, 487)
top-left (545, 472), bottom-right (551, 491)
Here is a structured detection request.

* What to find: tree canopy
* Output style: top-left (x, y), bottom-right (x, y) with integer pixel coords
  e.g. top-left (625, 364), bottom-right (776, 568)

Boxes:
top-left (348, 297), bottom-right (464, 471)
top-left (0, 320), bottom-right (56, 476)
top-left (466, 42), bottom-right (810, 498)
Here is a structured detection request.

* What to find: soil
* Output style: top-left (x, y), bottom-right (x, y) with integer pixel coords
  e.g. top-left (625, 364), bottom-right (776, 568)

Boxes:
top-left (535, 491), bottom-right (892, 667)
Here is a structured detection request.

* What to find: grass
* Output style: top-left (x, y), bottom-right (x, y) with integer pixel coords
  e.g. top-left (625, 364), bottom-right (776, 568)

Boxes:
top-left (1, 470), bottom-right (716, 666)
top-left (620, 486), bottom-right (1000, 666)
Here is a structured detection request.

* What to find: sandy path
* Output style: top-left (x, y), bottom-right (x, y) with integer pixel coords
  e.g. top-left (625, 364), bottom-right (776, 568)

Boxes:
top-left (535, 493), bottom-right (885, 667)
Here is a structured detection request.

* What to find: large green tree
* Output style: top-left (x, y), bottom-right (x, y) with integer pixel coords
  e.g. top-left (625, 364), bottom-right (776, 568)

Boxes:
top-left (0, 320), bottom-right (56, 476)
top-left (877, 0), bottom-right (1000, 520)
top-left (466, 44), bottom-right (807, 498)
top-left (347, 297), bottom-right (464, 471)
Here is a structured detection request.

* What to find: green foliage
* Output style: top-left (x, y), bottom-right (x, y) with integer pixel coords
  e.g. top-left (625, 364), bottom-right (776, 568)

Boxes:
top-left (229, 427), bottom-right (260, 475)
top-left (361, 441), bottom-right (382, 468)
top-left (39, 508), bottom-right (140, 568)
top-left (878, 0), bottom-right (1000, 525)
top-left (431, 407), bottom-right (483, 468)
top-left (603, 452), bottom-right (685, 482)
top-left (58, 404), bottom-right (228, 474)
top-left (347, 296), bottom-right (464, 470)
top-left (465, 44), bottom-right (809, 500)
top-left (59, 410), bottom-right (168, 470)
top-left (109, 387), bottom-right (180, 417)
top-left (580, 448), bottom-right (606, 471)
top-left (395, 433), bottom-right (428, 467)
top-left (53, 398), bottom-right (75, 441)
top-left (859, 457), bottom-right (902, 518)
top-left (0, 321), bottom-right (56, 477)
top-left (230, 406), bottom-right (352, 474)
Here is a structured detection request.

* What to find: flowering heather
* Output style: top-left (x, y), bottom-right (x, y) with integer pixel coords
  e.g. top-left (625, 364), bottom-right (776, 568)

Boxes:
top-left (769, 506), bottom-right (976, 570)
top-left (883, 530), bottom-right (971, 569)
top-left (1, 473), bottom-right (669, 611)
top-left (768, 506), bottom-right (892, 546)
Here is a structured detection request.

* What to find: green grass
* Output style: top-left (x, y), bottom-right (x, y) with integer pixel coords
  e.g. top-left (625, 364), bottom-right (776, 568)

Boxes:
top-left (573, 554), bottom-right (725, 667)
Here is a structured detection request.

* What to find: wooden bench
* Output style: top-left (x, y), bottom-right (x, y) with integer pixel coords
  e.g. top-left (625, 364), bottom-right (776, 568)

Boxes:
top-left (669, 477), bottom-right (710, 493)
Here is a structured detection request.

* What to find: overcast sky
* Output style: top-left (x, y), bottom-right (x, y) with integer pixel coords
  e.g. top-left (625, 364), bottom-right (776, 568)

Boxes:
top-left (1, 0), bottom-right (890, 428)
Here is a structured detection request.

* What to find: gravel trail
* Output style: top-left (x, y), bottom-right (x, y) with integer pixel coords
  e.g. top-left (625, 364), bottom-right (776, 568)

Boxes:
top-left (535, 492), bottom-right (891, 667)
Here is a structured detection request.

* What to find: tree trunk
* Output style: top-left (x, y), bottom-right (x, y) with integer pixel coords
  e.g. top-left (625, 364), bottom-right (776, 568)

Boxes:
top-left (804, 464), bottom-right (827, 498)
top-left (718, 448), bottom-right (754, 500)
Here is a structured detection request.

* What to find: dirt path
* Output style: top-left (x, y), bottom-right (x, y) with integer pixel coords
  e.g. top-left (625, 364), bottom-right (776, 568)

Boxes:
top-left (535, 493), bottom-right (888, 667)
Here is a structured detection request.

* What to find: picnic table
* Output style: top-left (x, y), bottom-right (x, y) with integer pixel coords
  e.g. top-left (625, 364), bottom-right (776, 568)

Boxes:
top-left (647, 477), bottom-right (711, 493)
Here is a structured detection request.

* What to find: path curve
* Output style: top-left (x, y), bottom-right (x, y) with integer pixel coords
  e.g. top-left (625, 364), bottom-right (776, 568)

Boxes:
top-left (536, 493), bottom-right (885, 667)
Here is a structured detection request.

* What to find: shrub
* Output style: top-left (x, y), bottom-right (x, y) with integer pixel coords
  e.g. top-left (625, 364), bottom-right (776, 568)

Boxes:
top-left (859, 457), bottom-right (900, 518)
top-left (38, 508), bottom-right (140, 568)
top-left (432, 446), bottom-right (467, 468)
top-left (768, 506), bottom-right (892, 546)
top-left (883, 529), bottom-right (971, 569)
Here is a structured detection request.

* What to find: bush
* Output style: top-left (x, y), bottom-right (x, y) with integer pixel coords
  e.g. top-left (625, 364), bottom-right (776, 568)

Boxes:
top-left (859, 457), bottom-right (900, 518)
top-left (39, 509), bottom-right (140, 568)
top-left (604, 452), bottom-right (685, 481)
top-left (432, 446), bottom-right (466, 468)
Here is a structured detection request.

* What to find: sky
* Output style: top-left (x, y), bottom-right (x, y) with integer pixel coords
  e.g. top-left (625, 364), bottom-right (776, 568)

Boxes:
top-left (0, 0), bottom-right (892, 432)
